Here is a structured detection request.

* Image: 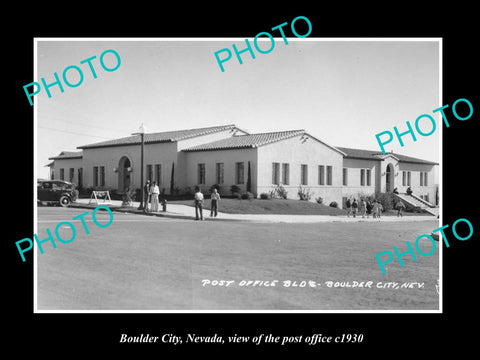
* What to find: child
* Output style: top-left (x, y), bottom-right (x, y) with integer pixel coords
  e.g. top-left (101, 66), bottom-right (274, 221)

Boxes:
top-left (366, 200), bottom-right (372, 219)
top-left (345, 198), bottom-right (351, 217)
top-left (376, 202), bottom-right (383, 219)
top-left (396, 200), bottom-right (406, 217)
top-left (372, 200), bottom-right (379, 219)
top-left (351, 198), bottom-right (358, 218)
top-left (360, 198), bottom-right (367, 218)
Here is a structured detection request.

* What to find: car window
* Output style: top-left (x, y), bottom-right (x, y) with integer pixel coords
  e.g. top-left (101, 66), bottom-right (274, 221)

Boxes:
top-left (52, 182), bottom-right (64, 190)
top-left (42, 182), bottom-right (52, 189)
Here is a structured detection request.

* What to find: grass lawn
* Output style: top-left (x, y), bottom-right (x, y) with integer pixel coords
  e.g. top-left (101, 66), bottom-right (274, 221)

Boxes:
top-left (168, 198), bottom-right (430, 216)
top-left (170, 198), bottom-right (346, 215)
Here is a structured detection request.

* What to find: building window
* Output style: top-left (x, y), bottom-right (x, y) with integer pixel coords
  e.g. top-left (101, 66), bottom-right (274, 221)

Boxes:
top-left (366, 169), bottom-right (371, 186)
top-left (402, 171), bottom-right (406, 186)
top-left (100, 166), bottom-right (105, 187)
top-left (272, 162), bottom-right (280, 185)
top-left (327, 166), bottom-right (332, 185)
top-left (155, 164), bottom-right (162, 186)
top-left (235, 162), bottom-right (244, 184)
top-left (93, 166), bottom-right (98, 187)
top-left (216, 163), bottom-right (224, 185)
top-left (282, 163), bottom-right (290, 185)
top-left (318, 165), bottom-right (325, 185)
top-left (360, 169), bottom-right (365, 186)
top-left (59, 168), bottom-right (65, 181)
top-left (343, 168), bottom-right (348, 186)
top-left (147, 164), bottom-right (153, 182)
top-left (69, 168), bottom-right (74, 182)
top-left (407, 171), bottom-right (411, 186)
top-left (420, 171), bottom-right (429, 186)
top-left (198, 163), bottom-right (206, 184)
top-left (301, 164), bottom-right (308, 185)
top-left (78, 168), bottom-right (83, 189)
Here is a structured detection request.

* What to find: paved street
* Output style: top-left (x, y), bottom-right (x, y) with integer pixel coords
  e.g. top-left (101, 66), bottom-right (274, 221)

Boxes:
top-left (36, 206), bottom-right (440, 311)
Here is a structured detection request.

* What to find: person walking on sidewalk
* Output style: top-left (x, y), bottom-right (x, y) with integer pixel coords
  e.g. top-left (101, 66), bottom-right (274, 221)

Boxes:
top-left (149, 181), bottom-right (160, 212)
top-left (210, 188), bottom-right (220, 217)
top-left (194, 186), bottom-right (204, 220)
top-left (396, 199), bottom-right (406, 217)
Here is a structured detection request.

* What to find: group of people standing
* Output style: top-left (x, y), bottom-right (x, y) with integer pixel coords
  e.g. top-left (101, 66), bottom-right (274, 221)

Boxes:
top-left (345, 198), bottom-right (384, 219)
top-left (194, 186), bottom-right (220, 221)
top-left (142, 181), bottom-right (220, 219)
top-left (345, 197), bottom-right (407, 218)
top-left (143, 180), bottom-right (161, 212)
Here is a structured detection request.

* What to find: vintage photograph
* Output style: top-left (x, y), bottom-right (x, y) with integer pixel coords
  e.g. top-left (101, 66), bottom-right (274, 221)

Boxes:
top-left (34, 38), bottom-right (441, 312)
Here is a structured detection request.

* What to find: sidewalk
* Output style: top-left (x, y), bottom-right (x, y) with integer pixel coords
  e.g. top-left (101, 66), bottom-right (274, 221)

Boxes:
top-left (70, 198), bottom-right (437, 223)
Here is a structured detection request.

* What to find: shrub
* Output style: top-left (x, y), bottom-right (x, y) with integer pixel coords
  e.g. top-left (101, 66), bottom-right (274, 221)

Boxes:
top-left (269, 184), bottom-right (288, 199)
top-left (230, 185), bottom-right (241, 196)
top-left (329, 201), bottom-right (338, 208)
top-left (241, 192), bottom-right (254, 200)
top-left (297, 186), bottom-right (312, 201)
top-left (260, 193), bottom-right (271, 200)
top-left (316, 196), bottom-right (323, 204)
top-left (374, 191), bottom-right (395, 211)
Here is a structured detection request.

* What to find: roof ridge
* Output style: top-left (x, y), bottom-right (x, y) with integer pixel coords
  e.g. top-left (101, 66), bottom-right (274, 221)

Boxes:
top-left (145, 124), bottom-right (236, 136)
top-left (78, 124), bottom-right (237, 149)
top-left (247, 129), bottom-right (305, 136)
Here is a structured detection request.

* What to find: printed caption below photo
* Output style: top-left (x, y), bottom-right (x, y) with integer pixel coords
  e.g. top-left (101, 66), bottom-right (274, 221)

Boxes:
top-left (120, 333), bottom-right (364, 345)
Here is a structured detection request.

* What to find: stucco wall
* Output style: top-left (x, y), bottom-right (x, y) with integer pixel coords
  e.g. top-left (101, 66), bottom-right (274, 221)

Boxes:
top-left (257, 135), bottom-right (344, 206)
top-left (342, 157), bottom-right (438, 205)
top-left (342, 158), bottom-right (379, 199)
top-left (176, 128), bottom-right (249, 190)
top-left (182, 148), bottom-right (257, 196)
top-left (51, 158), bottom-right (83, 184)
top-left (398, 162), bottom-right (437, 204)
top-left (81, 142), bottom-right (178, 191)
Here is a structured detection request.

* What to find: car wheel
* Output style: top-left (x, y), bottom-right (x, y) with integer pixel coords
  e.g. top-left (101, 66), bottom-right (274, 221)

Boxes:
top-left (59, 195), bottom-right (71, 207)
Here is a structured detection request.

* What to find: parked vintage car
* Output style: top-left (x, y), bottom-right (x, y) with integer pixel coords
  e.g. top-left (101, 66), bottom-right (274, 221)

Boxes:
top-left (37, 179), bottom-right (78, 206)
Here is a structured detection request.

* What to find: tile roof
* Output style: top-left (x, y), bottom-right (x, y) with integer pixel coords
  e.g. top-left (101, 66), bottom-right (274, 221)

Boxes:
top-left (336, 147), bottom-right (438, 165)
top-left (77, 124), bottom-right (237, 149)
top-left (182, 130), bottom-right (306, 151)
top-left (48, 151), bottom-right (83, 160)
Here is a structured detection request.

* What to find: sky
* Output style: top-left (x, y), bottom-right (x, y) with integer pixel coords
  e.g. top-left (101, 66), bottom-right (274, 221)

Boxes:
top-left (35, 39), bottom-right (440, 179)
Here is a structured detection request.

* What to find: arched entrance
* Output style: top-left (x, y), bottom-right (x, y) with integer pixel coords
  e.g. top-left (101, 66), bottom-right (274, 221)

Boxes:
top-left (385, 163), bottom-right (394, 192)
top-left (118, 156), bottom-right (132, 191)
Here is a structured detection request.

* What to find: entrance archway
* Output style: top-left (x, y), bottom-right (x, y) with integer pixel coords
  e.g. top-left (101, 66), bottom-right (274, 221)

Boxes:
top-left (385, 163), bottom-right (394, 192)
top-left (118, 156), bottom-right (132, 191)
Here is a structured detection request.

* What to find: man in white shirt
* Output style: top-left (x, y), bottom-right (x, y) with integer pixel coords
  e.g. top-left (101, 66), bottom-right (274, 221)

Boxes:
top-left (194, 186), bottom-right (204, 220)
top-left (210, 188), bottom-right (220, 217)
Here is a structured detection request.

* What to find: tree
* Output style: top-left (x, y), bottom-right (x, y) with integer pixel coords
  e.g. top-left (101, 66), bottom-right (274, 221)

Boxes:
top-left (246, 161), bottom-right (252, 193)
top-left (170, 162), bottom-right (175, 195)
